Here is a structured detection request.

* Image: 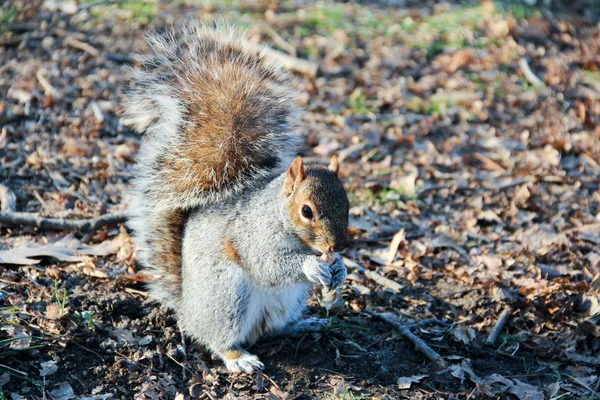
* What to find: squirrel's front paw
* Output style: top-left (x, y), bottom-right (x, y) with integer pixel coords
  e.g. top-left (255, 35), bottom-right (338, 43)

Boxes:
top-left (303, 258), bottom-right (333, 288)
top-left (328, 255), bottom-right (347, 290)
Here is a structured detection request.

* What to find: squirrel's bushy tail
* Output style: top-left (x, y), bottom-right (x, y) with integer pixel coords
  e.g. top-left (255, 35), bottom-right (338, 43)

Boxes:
top-left (125, 22), bottom-right (302, 307)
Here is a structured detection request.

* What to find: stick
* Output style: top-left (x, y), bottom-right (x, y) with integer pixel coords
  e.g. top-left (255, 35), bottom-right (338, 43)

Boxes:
top-left (342, 257), bottom-right (403, 293)
top-left (366, 310), bottom-right (447, 368)
top-left (473, 152), bottom-right (506, 173)
top-left (242, 41), bottom-right (318, 78)
top-left (486, 307), bottom-right (512, 345)
top-left (36, 69), bottom-right (58, 97)
top-left (565, 374), bottom-right (600, 399)
top-left (0, 185), bottom-right (16, 212)
top-left (259, 22), bottom-right (296, 57)
top-left (0, 211), bottom-right (128, 232)
top-left (405, 318), bottom-right (450, 330)
top-left (64, 37), bottom-right (101, 57)
top-left (519, 58), bottom-right (545, 88)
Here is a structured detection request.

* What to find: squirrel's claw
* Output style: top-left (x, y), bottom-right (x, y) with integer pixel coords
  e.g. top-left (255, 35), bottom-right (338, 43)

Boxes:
top-left (304, 258), bottom-right (333, 288)
top-left (328, 255), bottom-right (347, 291)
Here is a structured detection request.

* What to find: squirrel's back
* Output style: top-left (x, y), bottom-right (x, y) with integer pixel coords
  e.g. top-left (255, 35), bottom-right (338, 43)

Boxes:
top-left (125, 23), bottom-right (302, 306)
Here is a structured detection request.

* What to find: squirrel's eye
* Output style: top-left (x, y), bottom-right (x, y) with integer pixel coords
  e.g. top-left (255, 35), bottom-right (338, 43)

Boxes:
top-left (301, 205), bottom-right (313, 220)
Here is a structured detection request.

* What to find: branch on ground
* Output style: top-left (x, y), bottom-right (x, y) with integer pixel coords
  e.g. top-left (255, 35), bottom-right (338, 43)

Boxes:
top-left (365, 309), bottom-right (448, 368)
top-left (0, 212), bottom-right (128, 232)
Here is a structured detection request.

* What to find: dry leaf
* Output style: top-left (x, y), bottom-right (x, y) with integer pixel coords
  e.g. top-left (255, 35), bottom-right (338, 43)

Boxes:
top-left (484, 374), bottom-right (544, 400)
top-left (0, 234), bottom-right (123, 265)
top-left (452, 325), bottom-right (477, 345)
top-left (109, 329), bottom-right (136, 345)
top-left (40, 360), bottom-right (58, 377)
top-left (431, 234), bottom-right (466, 255)
top-left (386, 229), bottom-right (405, 264)
top-left (50, 382), bottom-right (75, 400)
top-left (397, 374), bottom-right (427, 389)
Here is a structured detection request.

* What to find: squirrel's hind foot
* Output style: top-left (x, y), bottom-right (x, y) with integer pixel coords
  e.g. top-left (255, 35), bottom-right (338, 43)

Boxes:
top-left (219, 348), bottom-right (264, 374)
top-left (273, 317), bottom-right (330, 338)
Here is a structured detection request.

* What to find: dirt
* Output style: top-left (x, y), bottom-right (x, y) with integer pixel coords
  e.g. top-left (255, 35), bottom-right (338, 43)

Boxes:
top-left (1, 0), bottom-right (600, 399)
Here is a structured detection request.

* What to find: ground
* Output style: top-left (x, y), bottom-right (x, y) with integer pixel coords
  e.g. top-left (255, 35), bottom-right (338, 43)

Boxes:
top-left (1, 0), bottom-right (600, 399)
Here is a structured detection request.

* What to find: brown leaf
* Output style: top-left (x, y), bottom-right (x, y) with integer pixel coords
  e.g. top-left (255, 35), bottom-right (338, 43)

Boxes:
top-left (386, 229), bottom-right (405, 264)
top-left (397, 374), bottom-right (427, 389)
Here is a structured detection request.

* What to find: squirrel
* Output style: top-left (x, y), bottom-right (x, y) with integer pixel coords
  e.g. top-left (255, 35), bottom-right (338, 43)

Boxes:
top-left (124, 23), bottom-right (349, 373)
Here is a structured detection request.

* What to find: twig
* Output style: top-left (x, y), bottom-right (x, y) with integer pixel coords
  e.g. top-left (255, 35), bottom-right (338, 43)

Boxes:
top-left (35, 69), bottom-right (58, 97)
top-left (486, 307), bottom-right (513, 345)
top-left (259, 22), bottom-right (296, 57)
top-left (64, 37), bottom-right (100, 58)
top-left (90, 101), bottom-right (104, 123)
top-left (179, 325), bottom-right (187, 379)
top-left (365, 309), bottom-right (447, 368)
top-left (473, 152), bottom-right (506, 173)
top-left (0, 211), bottom-right (128, 232)
top-left (519, 58), bottom-right (545, 88)
top-left (0, 185), bottom-right (16, 212)
top-left (386, 229), bottom-right (405, 264)
top-left (342, 257), bottom-right (403, 293)
top-left (565, 374), bottom-right (600, 399)
top-left (405, 318), bottom-right (450, 330)
top-left (242, 41), bottom-right (318, 78)
top-left (0, 363), bottom-right (28, 376)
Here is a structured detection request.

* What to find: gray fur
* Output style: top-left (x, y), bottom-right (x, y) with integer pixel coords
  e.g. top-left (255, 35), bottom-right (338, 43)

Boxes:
top-left (126, 22), bottom-right (348, 373)
top-left (178, 174), bottom-right (345, 369)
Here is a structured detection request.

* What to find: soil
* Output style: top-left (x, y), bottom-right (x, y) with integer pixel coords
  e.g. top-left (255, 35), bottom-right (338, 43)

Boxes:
top-left (1, 1), bottom-right (599, 399)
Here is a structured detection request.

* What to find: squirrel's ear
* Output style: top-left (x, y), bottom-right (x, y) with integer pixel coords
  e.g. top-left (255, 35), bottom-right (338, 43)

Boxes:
top-left (328, 156), bottom-right (339, 177)
top-left (284, 156), bottom-right (306, 195)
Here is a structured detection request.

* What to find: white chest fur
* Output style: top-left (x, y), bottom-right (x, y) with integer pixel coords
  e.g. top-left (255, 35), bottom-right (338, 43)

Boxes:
top-left (240, 283), bottom-right (309, 345)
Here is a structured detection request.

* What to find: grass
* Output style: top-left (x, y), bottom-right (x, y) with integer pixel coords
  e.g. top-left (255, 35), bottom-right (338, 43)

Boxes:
top-left (0, 5), bottom-right (17, 31)
top-left (84, 0), bottom-right (159, 25)
top-left (295, 2), bottom-right (395, 40)
top-left (326, 389), bottom-right (368, 400)
top-left (54, 280), bottom-right (68, 316)
top-left (494, 1), bottom-right (541, 19)
top-left (401, 6), bottom-right (487, 54)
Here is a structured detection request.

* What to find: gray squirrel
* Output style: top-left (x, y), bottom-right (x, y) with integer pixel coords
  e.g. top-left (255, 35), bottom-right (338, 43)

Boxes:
top-left (124, 23), bottom-right (350, 373)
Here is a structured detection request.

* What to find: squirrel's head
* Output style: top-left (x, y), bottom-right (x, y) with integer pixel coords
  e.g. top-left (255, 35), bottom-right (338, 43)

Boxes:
top-left (283, 156), bottom-right (349, 255)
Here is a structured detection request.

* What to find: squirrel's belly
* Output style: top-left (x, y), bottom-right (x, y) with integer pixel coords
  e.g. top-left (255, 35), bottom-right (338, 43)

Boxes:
top-left (240, 284), bottom-right (310, 345)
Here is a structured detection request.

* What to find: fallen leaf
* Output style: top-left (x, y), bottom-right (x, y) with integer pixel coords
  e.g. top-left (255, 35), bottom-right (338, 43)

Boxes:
top-left (484, 374), bottom-right (544, 400)
top-left (386, 229), bottom-right (405, 264)
top-left (40, 360), bottom-right (58, 377)
top-left (109, 329), bottom-right (136, 345)
top-left (397, 374), bottom-right (427, 389)
top-left (50, 382), bottom-right (75, 400)
top-left (0, 234), bottom-right (123, 265)
top-left (431, 234), bottom-right (466, 255)
top-left (452, 325), bottom-right (477, 345)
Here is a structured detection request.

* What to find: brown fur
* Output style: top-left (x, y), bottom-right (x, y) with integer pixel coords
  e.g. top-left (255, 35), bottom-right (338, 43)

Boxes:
top-left (225, 350), bottom-right (242, 360)
top-left (249, 305), bottom-right (287, 343)
top-left (223, 238), bottom-right (244, 267)
top-left (156, 38), bottom-right (297, 201)
top-left (284, 159), bottom-right (349, 254)
top-left (128, 26), bottom-right (302, 305)
top-left (148, 210), bottom-right (187, 297)
top-left (346, 226), bottom-right (362, 238)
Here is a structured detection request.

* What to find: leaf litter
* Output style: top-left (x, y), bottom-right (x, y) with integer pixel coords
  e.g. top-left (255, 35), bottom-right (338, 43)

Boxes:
top-left (0, 0), bottom-right (599, 398)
